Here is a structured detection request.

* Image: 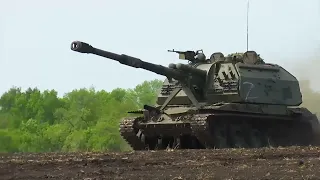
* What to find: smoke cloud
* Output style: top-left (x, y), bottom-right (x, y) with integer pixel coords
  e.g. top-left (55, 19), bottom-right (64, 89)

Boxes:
top-left (293, 47), bottom-right (320, 115)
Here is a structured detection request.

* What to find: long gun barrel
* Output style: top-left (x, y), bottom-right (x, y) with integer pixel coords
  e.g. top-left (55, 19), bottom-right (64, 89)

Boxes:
top-left (70, 41), bottom-right (207, 81)
top-left (71, 41), bottom-right (189, 80)
top-left (175, 63), bottom-right (207, 78)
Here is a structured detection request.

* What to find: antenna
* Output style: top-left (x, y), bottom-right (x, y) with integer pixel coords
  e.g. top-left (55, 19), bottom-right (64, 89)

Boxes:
top-left (246, 0), bottom-right (250, 51)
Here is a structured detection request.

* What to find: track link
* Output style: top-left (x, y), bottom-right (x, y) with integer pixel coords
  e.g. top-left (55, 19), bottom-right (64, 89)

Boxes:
top-left (119, 117), bottom-right (146, 150)
top-left (190, 114), bottom-right (215, 148)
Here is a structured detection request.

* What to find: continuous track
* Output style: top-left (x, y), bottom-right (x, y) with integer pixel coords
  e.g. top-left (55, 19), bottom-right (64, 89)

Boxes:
top-left (119, 111), bottom-right (316, 150)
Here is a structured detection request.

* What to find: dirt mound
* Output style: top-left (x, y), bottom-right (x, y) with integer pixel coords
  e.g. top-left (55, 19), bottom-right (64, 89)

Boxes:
top-left (1, 146), bottom-right (320, 180)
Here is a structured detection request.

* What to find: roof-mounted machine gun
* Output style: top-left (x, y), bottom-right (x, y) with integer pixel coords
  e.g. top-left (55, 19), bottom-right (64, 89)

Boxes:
top-left (167, 49), bottom-right (207, 63)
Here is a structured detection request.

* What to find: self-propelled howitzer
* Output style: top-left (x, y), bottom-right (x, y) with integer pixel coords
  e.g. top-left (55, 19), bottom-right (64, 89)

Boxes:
top-left (70, 41), bottom-right (320, 151)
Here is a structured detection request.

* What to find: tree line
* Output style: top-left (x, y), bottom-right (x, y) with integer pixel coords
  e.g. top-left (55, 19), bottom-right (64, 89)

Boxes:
top-left (0, 79), bottom-right (319, 153)
top-left (0, 80), bottom-right (162, 153)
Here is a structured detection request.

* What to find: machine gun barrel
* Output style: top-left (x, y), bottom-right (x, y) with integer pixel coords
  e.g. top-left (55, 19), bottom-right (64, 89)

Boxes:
top-left (71, 41), bottom-right (186, 80)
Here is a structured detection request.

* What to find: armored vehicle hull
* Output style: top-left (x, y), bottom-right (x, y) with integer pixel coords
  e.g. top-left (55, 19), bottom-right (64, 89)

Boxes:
top-left (70, 41), bottom-right (320, 150)
top-left (120, 104), bottom-right (320, 150)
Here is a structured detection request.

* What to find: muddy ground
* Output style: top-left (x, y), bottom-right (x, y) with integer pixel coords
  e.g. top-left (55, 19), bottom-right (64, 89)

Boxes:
top-left (1, 146), bottom-right (320, 180)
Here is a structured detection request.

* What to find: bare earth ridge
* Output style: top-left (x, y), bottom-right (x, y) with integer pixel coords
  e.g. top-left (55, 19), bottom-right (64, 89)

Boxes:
top-left (1, 146), bottom-right (320, 180)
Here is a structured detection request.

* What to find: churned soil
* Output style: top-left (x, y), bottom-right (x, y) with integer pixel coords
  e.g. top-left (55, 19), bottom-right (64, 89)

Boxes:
top-left (1, 146), bottom-right (320, 180)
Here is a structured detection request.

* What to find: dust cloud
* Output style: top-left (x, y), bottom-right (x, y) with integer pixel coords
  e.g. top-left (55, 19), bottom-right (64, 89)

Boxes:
top-left (292, 48), bottom-right (320, 115)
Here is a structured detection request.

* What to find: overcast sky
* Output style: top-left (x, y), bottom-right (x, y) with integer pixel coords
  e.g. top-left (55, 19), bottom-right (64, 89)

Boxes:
top-left (1, 0), bottom-right (319, 96)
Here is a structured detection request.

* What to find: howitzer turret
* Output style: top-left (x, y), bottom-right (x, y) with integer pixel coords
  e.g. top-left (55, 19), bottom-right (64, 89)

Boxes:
top-left (70, 40), bottom-right (320, 152)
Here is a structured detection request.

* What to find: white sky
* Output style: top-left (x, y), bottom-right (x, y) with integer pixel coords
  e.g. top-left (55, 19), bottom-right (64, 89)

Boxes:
top-left (1, 0), bottom-right (319, 96)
